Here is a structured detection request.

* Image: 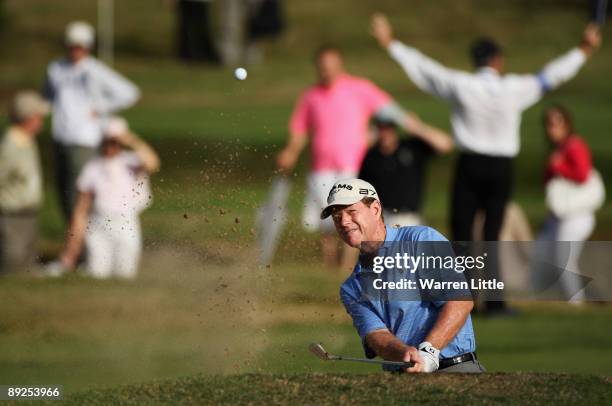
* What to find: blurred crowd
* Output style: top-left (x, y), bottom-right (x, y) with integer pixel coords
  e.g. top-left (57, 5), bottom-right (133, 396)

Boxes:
top-left (270, 14), bottom-right (604, 308)
top-left (0, 10), bottom-right (606, 309)
top-left (1, 21), bottom-right (159, 279)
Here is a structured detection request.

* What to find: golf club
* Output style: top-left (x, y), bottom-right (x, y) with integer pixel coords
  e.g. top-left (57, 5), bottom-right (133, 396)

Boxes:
top-left (309, 342), bottom-right (414, 368)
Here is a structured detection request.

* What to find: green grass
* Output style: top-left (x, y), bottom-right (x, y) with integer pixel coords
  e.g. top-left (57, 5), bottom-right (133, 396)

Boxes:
top-left (25, 373), bottom-right (612, 405)
top-left (0, 0), bottom-right (611, 403)
top-left (1, 262), bottom-right (611, 394)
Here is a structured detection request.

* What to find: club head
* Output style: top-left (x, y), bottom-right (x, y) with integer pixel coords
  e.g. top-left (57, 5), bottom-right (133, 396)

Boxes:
top-left (309, 342), bottom-right (331, 360)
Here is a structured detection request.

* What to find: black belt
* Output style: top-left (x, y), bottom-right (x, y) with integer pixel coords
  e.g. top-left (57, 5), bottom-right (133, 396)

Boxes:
top-left (439, 352), bottom-right (477, 370)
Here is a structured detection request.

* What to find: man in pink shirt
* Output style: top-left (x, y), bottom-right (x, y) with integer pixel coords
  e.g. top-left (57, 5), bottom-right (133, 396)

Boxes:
top-left (277, 46), bottom-right (452, 268)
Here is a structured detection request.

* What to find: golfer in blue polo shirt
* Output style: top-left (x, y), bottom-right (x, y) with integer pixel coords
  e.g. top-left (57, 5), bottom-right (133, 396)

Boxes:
top-left (321, 178), bottom-right (485, 373)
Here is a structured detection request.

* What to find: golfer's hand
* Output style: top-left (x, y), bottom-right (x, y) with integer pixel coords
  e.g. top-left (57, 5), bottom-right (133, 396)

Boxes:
top-left (402, 346), bottom-right (423, 373)
top-left (581, 23), bottom-right (601, 56)
top-left (370, 13), bottom-right (394, 48)
top-left (404, 346), bottom-right (439, 373)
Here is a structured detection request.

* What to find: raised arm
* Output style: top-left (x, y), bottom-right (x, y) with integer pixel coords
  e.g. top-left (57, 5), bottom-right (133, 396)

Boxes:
top-left (538, 23), bottom-right (601, 92)
top-left (116, 132), bottom-right (161, 174)
top-left (511, 23), bottom-right (601, 110)
top-left (371, 13), bottom-right (457, 101)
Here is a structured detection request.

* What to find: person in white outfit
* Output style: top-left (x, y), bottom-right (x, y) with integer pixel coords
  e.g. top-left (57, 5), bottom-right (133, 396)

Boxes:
top-left (58, 117), bottom-right (160, 279)
top-left (44, 21), bottom-right (140, 222)
top-left (537, 105), bottom-right (600, 303)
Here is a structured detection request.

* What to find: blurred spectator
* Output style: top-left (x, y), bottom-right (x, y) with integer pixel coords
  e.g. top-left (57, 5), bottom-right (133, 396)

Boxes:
top-left (245, 0), bottom-right (284, 64)
top-left (371, 14), bottom-right (601, 315)
top-left (0, 91), bottom-right (50, 274)
top-left (537, 105), bottom-right (604, 303)
top-left (43, 21), bottom-right (140, 223)
top-left (359, 118), bottom-right (452, 228)
top-left (473, 202), bottom-right (533, 296)
top-left (220, 0), bottom-right (245, 65)
top-left (474, 202), bottom-right (533, 242)
top-left (175, 0), bottom-right (220, 63)
top-left (276, 46), bottom-right (451, 269)
top-left (57, 117), bottom-right (160, 279)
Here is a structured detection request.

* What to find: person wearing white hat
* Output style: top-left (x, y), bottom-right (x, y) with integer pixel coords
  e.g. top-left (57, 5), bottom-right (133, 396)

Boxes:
top-left (0, 91), bottom-right (50, 273)
top-left (43, 21), bottom-right (141, 223)
top-left (322, 178), bottom-right (482, 373)
top-left (56, 117), bottom-right (159, 279)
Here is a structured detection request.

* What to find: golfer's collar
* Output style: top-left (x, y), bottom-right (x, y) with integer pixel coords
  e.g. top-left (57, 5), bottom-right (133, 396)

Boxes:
top-left (384, 225), bottom-right (398, 243)
top-left (356, 226), bottom-right (396, 266)
top-left (373, 225), bottom-right (397, 257)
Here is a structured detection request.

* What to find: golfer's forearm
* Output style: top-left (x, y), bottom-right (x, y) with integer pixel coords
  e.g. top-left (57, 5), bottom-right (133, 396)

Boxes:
top-left (365, 329), bottom-right (409, 361)
top-left (425, 301), bottom-right (473, 349)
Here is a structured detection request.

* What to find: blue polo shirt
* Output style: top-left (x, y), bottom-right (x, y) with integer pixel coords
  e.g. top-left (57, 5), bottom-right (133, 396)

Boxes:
top-left (340, 225), bottom-right (476, 360)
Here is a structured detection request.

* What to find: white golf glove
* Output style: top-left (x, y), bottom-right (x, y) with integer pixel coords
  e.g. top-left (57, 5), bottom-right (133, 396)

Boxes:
top-left (417, 342), bottom-right (440, 373)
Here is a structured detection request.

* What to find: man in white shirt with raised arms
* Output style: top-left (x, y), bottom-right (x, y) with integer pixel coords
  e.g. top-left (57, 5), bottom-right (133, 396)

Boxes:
top-left (370, 13), bottom-right (601, 314)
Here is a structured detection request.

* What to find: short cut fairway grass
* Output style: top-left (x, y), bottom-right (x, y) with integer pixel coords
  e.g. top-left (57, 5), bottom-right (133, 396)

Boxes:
top-left (0, 0), bottom-right (611, 403)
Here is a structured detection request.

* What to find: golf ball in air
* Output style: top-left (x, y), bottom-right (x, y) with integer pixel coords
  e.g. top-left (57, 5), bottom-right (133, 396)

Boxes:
top-left (234, 67), bottom-right (248, 80)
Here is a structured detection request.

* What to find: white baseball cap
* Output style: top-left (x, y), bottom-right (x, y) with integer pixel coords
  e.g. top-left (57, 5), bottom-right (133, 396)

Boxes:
top-left (9, 91), bottom-right (50, 123)
top-left (65, 21), bottom-right (94, 49)
top-left (320, 178), bottom-right (379, 219)
top-left (102, 116), bottom-right (129, 139)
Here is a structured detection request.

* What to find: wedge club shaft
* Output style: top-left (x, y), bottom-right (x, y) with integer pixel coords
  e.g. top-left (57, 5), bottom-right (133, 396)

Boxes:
top-left (309, 342), bottom-right (414, 368)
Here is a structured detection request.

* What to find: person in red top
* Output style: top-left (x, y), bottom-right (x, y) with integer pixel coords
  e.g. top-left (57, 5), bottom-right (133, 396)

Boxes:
top-left (544, 113), bottom-right (591, 184)
top-left (538, 105), bottom-right (596, 304)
